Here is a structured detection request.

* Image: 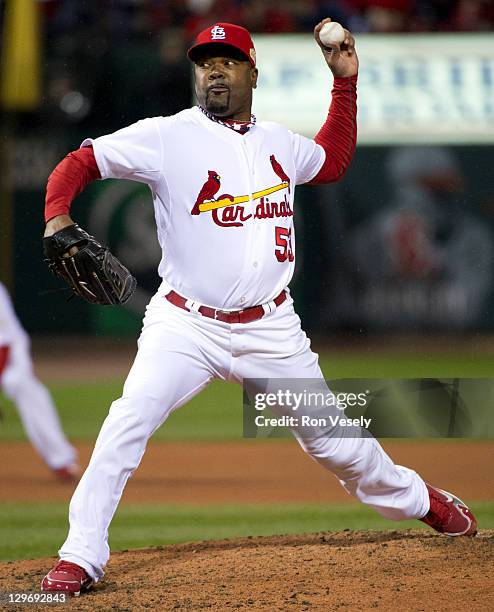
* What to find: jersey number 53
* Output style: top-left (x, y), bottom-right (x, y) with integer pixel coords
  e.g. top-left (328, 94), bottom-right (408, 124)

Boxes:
top-left (275, 226), bottom-right (294, 262)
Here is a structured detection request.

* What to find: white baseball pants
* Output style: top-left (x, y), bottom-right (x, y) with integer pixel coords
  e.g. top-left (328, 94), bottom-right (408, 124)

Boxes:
top-left (60, 286), bottom-right (429, 580)
top-left (1, 335), bottom-right (77, 470)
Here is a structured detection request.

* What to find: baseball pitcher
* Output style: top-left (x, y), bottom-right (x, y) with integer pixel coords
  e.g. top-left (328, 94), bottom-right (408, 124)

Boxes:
top-left (41, 21), bottom-right (477, 596)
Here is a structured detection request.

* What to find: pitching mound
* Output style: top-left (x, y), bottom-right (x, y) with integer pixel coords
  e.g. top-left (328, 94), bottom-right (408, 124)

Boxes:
top-left (2, 530), bottom-right (493, 610)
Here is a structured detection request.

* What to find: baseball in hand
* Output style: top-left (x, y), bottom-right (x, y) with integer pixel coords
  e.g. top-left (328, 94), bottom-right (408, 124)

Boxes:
top-left (319, 21), bottom-right (346, 47)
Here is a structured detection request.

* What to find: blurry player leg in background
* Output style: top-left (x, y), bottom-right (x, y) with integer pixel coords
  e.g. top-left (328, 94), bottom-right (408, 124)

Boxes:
top-left (0, 283), bottom-right (77, 481)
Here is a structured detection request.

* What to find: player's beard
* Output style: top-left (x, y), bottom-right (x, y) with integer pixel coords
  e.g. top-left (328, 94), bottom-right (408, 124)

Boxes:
top-left (205, 90), bottom-right (231, 116)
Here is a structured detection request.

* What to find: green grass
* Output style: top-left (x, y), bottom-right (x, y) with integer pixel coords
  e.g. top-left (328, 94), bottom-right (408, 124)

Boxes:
top-left (321, 352), bottom-right (494, 378)
top-left (0, 380), bottom-right (240, 441)
top-left (2, 352), bottom-right (494, 441)
top-left (1, 501), bottom-right (493, 562)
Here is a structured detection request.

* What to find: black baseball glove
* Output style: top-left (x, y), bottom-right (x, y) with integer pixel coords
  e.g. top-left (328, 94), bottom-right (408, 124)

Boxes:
top-left (43, 224), bottom-right (136, 305)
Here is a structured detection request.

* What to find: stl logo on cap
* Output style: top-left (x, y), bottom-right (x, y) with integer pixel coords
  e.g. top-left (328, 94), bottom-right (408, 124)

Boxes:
top-left (210, 25), bottom-right (226, 40)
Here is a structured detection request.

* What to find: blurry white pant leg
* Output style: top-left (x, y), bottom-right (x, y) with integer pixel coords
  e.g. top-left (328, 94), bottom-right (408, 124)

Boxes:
top-left (235, 298), bottom-right (429, 522)
top-left (59, 299), bottom-right (226, 581)
top-left (1, 336), bottom-right (77, 470)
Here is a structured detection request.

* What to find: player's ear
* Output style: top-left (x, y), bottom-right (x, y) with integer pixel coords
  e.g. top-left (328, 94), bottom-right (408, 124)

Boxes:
top-left (251, 68), bottom-right (258, 89)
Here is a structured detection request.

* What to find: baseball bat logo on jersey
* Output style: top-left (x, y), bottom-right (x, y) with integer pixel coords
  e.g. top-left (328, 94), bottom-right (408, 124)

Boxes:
top-left (191, 155), bottom-right (292, 228)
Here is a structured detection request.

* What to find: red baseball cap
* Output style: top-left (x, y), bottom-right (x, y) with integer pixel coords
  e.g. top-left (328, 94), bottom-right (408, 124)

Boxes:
top-left (188, 23), bottom-right (256, 67)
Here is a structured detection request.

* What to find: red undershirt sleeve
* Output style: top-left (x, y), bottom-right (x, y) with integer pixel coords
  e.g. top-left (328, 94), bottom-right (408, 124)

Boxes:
top-left (310, 74), bottom-right (358, 184)
top-left (0, 345), bottom-right (9, 379)
top-left (44, 146), bottom-right (101, 223)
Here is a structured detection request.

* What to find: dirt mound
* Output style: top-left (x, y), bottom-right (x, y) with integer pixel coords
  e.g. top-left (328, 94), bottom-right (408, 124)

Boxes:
top-left (2, 531), bottom-right (493, 611)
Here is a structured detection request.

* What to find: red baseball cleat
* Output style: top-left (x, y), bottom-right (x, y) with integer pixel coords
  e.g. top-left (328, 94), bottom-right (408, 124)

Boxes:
top-left (41, 560), bottom-right (94, 596)
top-left (420, 484), bottom-right (477, 536)
top-left (51, 463), bottom-right (79, 482)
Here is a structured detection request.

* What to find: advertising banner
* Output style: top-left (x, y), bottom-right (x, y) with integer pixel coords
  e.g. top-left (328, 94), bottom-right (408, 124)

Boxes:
top-left (253, 34), bottom-right (494, 144)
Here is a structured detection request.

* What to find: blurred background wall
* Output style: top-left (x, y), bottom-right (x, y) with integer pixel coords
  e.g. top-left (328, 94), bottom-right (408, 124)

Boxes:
top-left (1, 0), bottom-right (493, 337)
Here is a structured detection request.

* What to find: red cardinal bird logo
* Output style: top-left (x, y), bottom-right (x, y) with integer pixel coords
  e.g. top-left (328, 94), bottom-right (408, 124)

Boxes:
top-left (270, 155), bottom-right (290, 193)
top-left (191, 171), bottom-right (221, 215)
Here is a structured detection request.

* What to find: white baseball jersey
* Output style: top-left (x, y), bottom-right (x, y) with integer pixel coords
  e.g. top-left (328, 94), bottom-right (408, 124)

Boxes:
top-left (82, 107), bottom-right (325, 309)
